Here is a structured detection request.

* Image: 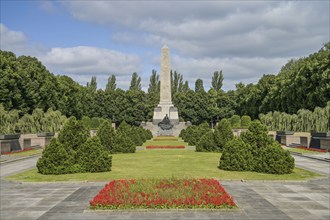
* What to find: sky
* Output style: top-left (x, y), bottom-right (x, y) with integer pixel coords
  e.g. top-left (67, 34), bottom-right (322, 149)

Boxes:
top-left (1, 0), bottom-right (329, 91)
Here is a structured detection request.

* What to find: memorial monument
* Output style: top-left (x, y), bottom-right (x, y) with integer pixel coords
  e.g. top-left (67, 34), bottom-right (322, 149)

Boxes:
top-left (152, 45), bottom-right (179, 125)
top-left (141, 45), bottom-right (190, 136)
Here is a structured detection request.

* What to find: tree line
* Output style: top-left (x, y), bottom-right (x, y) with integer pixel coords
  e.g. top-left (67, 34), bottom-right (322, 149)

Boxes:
top-left (1, 43), bottom-right (329, 130)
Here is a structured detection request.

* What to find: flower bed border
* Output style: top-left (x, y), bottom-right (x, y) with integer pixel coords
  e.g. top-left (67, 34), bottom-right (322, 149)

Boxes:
top-left (296, 146), bottom-right (328, 153)
top-left (146, 146), bottom-right (185, 149)
top-left (90, 178), bottom-right (236, 210)
top-left (1, 147), bottom-right (34, 155)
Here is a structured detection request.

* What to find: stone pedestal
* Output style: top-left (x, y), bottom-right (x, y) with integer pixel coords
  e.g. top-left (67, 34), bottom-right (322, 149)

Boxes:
top-left (153, 105), bottom-right (179, 125)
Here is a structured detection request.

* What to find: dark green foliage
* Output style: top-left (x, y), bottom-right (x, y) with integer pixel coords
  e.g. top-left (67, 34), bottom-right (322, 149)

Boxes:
top-left (97, 120), bottom-right (116, 152)
top-left (219, 138), bottom-right (254, 171)
top-left (241, 115), bottom-right (252, 129)
top-left (38, 119), bottom-right (113, 174)
top-left (129, 72), bottom-right (142, 91)
top-left (214, 119), bottom-right (234, 151)
top-left (211, 70), bottom-right (224, 92)
top-left (229, 115), bottom-right (241, 128)
top-left (219, 120), bottom-right (294, 174)
top-left (113, 133), bottom-right (136, 153)
top-left (179, 122), bottom-right (211, 146)
top-left (1, 44), bottom-right (329, 126)
top-left (196, 131), bottom-right (218, 152)
top-left (58, 116), bottom-right (89, 151)
top-left (76, 137), bottom-right (112, 172)
top-left (37, 138), bottom-right (75, 174)
top-left (194, 79), bottom-right (205, 93)
top-left (240, 120), bottom-right (273, 150)
top-left (254, 142), bottom-right (295, 174)
top-left (105, 75), bottom-right (116, 92)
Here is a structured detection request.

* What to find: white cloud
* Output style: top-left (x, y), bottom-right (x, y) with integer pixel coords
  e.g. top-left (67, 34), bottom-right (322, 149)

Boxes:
top-left (64, 1), bottom-right (329, 58)
top-left (170, 55), bottom-right (288, 91)
top-left (0, 23), bottom-right (27, 53)
top-left (38, 1), bottom-right (57, 13)
top-left (41, 46), bottom-right (142, 89)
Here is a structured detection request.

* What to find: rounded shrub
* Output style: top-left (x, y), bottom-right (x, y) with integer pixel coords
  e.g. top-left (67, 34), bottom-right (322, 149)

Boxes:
top-left (229, 115), bottom-right (241, 128)
top-left (214, 118), bottom-right (234, 151)
top-left (97, 120), bottom-right (116, 152)
top-left (37, 138), bottom-right (75, 174)
top-left (219, 120), bottom-right (295, 174)
top-left (196, 131), bottom-right (217, 152)
top-left (219, 138), bottom-right (254, 171)
top-left (179, 123), bottom-right (211, 146)
top-left (58, 116), bottom-right (89, 151)
top-left (76, 136), bottom-right (112, 173)
top-left (241, 115), bottom-right (252, 129)
top-left (113, 133), bottom-right (136, 153)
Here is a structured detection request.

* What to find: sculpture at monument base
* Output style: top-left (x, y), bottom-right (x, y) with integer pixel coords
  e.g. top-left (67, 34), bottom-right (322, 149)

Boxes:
top-left (158, 114), bottom-right (174, 130)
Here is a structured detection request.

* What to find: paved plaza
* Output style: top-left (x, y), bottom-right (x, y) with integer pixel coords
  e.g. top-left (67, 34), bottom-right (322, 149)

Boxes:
top-left (0, 154), bottom-right (329, 220)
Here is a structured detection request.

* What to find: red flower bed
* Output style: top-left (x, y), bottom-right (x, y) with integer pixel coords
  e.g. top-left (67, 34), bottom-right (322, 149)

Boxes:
top-left (90, 178), bottom-right (236, 209)
top-left (1, 147), bottom-right (34, 155)
top-left (146, 146), bottom-right (185, 149)
top-left (296, 146), bottom-right (327, 153)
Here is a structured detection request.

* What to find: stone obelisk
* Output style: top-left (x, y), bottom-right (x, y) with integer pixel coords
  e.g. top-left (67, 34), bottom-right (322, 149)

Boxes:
top-left (152, 45), bottom-right (179, 125)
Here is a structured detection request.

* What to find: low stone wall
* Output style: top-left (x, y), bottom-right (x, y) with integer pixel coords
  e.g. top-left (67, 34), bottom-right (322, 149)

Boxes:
top-left (19, 133), bottom-right (57, 149)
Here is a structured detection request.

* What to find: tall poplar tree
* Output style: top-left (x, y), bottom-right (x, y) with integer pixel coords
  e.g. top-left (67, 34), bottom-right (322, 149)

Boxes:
top-left (105, 75), bottom-right (116, 92)
top-left (129, 72), bottom-right (141, 91)
top-left (211, 70), bottom-right (224, 92)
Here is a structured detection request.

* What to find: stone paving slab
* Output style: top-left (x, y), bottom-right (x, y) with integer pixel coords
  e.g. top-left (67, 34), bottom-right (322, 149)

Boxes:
top-left (1, 177), bottom-right (329, 220)
top-left (1, 152), bottom-right (329, 219)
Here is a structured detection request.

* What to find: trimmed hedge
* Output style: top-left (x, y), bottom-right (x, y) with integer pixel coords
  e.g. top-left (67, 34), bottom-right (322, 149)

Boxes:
top-left (36, 138), bottom-right (75, 174)
top-left (113, 133), bottom-right (136, 153)
top-left (37, 117), bottom-right (112, 175)
top-left (196, 131), bottom-right (217, 152)
top-left (76, 136), bottom-right (112, 173)
top-left (219, 138), bottom-right (254, 171)
top-left (219, 120), bottom-right (294, 174)
top-left (58, 116), bottom-right (89, 151)
top-left (97, 120), bottom-right (116, 152)
top-left (214, 118), bottom-right (234, 151)
top-left (180, 122), bottom-right (210, 145)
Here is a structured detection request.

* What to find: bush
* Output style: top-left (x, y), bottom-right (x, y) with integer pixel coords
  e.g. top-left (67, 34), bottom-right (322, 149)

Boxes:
top-left (214, 119), bottom-right (234, 151)
top-left (113, 133), bottom-right (136, 153)
top-left (219, 138), bottom-right (254, 171)
top-left (58, 116), bottom-right (89, 151)
top-left (241, 115), bottom-right (251, 129)
top-left (219, 120), bottom-right (294, 174)
top-left (180, 122), bottom-right (211, 146)
top-left (241, 120), bottom-right (273, 151)
top-left (76, 136), bottom-right (112, 172)
top-left (37, 138), bottom-right (75, 174)
top-left (38, 117), bottom-right (113, 175)
top-left (254, 142), bottom-right (294, 174)
top-left (196, 131), bottom-right (217, 152)
top-left (229, 115), bottom-right (241, 128)
top-left (97, 120), bottom-right (116, 152)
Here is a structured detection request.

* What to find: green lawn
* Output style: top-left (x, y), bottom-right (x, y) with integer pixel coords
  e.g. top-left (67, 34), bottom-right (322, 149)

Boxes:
top-left (7, 150), bottom-right (320, 182)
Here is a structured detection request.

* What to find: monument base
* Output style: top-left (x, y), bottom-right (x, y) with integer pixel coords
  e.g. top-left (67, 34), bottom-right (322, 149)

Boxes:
top-left (141, 122), bottom-right (191, 137)
top-left (152, 104), bottom-right (179, 125)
